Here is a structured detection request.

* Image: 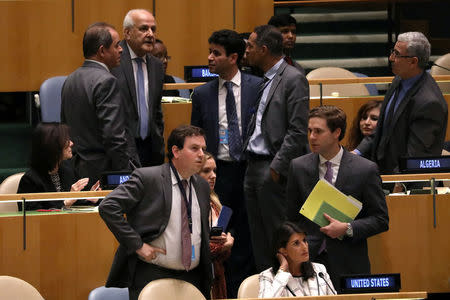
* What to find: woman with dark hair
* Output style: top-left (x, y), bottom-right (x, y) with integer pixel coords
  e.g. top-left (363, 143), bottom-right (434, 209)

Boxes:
top-left (198, 152), bottom-right (234, 299)
top-left (18, 122), bottom-right (100, 210)
top-left (258, 222), bottom-right (335, 297)
top-left (346, 100), bottom-right (382, 151)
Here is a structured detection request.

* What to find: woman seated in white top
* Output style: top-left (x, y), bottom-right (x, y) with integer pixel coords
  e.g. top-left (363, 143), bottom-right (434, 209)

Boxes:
top-left (259, 222), bottom-right (336, 297)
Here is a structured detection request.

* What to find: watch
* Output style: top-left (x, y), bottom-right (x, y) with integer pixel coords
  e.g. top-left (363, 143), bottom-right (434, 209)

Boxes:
top-left (346, 223), bottom-right (353, 237)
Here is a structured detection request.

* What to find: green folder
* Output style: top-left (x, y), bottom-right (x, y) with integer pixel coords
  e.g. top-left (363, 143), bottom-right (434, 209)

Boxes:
top-left (300, 179), bottom-right (362, 227)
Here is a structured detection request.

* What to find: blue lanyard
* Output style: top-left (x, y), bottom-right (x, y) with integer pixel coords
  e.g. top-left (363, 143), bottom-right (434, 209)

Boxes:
top-left (169, 161), bottom-right (193, 232)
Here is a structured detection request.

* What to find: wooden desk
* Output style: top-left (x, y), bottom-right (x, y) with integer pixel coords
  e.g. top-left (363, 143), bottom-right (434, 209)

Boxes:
top-left (0, 211), bottom-right (117, 300)
top-left (229, 291), bottom-right (427, 299)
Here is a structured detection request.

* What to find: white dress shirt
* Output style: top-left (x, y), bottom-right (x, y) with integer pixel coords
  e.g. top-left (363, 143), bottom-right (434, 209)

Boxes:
top-left (318, 146), bottom-right (344, 185)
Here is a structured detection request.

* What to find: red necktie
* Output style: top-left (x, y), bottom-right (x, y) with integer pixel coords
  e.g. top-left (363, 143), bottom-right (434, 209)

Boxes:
top-left (181, 180), bottom-right (192, 270)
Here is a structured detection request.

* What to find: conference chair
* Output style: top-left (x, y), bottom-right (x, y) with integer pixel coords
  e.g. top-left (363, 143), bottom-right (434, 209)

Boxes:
top-left (430, 53), bottom-right (450, 94)
top-left (0, 275), bottom-right (44, 300)
top-left (306, 67), bottom-right (370, 98)
top-left (38, 75), bottom-right (67, 122)
top-left (353, 72), bottom-right (379, 96)
top-left (138, 278), bottom-right (206, 300)
top-left (237, 274), bottom-right (259, 298)
top-left (88, 286), bottom-right (129, 300)
top-left (0, 172), bottom-right (24, 213)
top-left (173, 75), bottom-right (191, 99)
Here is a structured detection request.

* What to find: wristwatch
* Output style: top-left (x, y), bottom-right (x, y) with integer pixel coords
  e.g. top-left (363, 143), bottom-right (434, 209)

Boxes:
top-left (346, 223), bottom-right (353, 237)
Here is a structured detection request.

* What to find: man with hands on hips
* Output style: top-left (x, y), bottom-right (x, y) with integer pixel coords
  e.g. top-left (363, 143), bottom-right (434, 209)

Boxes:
top-left (99, 125), bottom-right (212, 300)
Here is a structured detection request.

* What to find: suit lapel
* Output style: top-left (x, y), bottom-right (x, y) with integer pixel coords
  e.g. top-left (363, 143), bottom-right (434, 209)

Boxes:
top-left (335, 150), bottom-right (351, 191)
top-left (161, 164), bottom-right (173, 216)
top-left (120, 41), bottom-right (138, 115)
top-left (146, 54), bottom-right (157, 118)
top-left (376, 77), bottom-right (401, 149)
top-left (263, 61), bottom-right (287, 116)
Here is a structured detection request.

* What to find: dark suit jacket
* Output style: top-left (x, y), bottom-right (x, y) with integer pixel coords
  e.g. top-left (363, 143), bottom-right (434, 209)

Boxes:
top-left (357, 72), bottom-right (448, 174)
top-left (61, 61), bottom-right (136, 182)
top-left (111, 40), bottom-right (165, 164)
top-left (247, 60), bottom-right (310, 177)
top-left (99, 163), bottom-right (212, 295)
top-left (190, 72), bottom-right (262, 156)
top-left (286, 150), bottom-right (389, 279)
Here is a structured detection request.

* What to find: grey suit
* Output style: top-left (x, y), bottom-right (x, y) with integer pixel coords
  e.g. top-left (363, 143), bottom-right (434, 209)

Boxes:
top-left (357, 72), bottom-right (448, 174)
top-left (61, 60), bottom-right (137, 183)
top-left (245, 60), bottom-right (309, 271)
top-left (286, 150), bottom-right (389, 290)
top-left (111, 40), bottom-right (165, 166)
top-left (99, 163), bottom-right (212, 298)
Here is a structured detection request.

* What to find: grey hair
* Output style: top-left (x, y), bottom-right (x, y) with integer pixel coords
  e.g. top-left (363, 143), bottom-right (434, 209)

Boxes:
top-left (123, 9), bottom-right (152, 29)
top-left (397, 32), bottom-right (431, 69)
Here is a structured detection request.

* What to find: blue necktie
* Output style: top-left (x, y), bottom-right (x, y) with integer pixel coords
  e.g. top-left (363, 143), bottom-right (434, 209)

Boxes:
top-left (224, 81), bottom-right (242, 161)
top-left (135, 57), bottom-right (148, 140)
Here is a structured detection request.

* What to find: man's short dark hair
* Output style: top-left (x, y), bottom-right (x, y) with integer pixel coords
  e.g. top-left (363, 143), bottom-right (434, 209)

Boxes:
top-left (268, 14), bottom-right (297, 27)
top-left (208, 29), bottom-right (246, 64)
top-left (253, 25), bottom-right (283, 57)
top-left (167, 125), bottom-right (206, 160)
top-left (83, 22), bottom-right (115, 59)
top-left (309, 105), bottom-right (347, 141)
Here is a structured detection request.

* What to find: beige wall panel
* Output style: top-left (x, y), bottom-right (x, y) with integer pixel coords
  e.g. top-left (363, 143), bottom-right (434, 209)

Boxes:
top-left (235, 0), bottom-right (273, 33)
top-left (156, 0), bottom-right (234, 78)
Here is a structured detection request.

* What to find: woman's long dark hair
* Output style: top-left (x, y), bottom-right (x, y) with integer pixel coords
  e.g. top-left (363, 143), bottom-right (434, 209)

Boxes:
top-left (270, 221), bottom-right (315, 280)
top-left (30, 122), bottom-right (70, 175)
top-left (346, 100), bottom-right (382, 151)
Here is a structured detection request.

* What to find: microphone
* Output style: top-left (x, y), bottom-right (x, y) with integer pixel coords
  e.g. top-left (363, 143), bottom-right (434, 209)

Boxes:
top-left (430, 62), bottom-right (450, 72)
top-left (318, 272), bottom-right (337, 295)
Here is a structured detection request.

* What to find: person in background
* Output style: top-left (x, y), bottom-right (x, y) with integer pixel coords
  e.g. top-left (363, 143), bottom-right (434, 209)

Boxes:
top-left (346, 100), bottom-right (382, 151)
top-left (198, 151), bottom-right (234, 299)
top-left (111, 9), bottom-right (165, 167)
top-left (259, 222), bottom-right (335, 297)
top-left (151, 39), bottom-right (180, 97)
top-left (17, 122), bottom-right (100, 210)
top-left (268, 14), bottom-right (305, 75)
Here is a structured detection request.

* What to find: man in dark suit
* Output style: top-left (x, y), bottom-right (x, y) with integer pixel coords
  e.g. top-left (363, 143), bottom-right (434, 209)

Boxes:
top-left (61, 22), bottom-right (138, 185)
top-left (244, 25), bottom-right (310, 271)
top-left (191, 29), bottom-right (260, 297)
top-left (356, 32), bottom-right (448, 179)
top-left (287, 105), bottom-right (389, 291)
top-left (99, 125), bottom-right (212, 300)
top-left (268, 14), bottom-right (305, 76)
top-left (111, 9), bottom-right (165, 167)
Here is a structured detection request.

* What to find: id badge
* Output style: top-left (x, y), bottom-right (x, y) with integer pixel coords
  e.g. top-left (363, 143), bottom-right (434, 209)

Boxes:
top-left (191, 245), bottom-right (195, 260)
top-left (219, 129), bottom-right (228, 144)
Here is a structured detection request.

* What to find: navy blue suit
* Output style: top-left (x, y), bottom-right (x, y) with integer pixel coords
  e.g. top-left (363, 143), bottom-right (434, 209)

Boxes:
top-left (191, 72), bottom-right (261, 297)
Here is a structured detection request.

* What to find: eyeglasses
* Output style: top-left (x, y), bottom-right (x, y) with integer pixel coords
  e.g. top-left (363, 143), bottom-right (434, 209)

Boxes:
top-left (389, 49), bottom-right (415, 59)
top-left (154, 54), bottom-right (171, 62)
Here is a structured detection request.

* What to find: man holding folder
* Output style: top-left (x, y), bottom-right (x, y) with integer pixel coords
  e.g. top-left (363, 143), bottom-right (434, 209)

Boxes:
top-left (286, 105), bottom-right (389, 291)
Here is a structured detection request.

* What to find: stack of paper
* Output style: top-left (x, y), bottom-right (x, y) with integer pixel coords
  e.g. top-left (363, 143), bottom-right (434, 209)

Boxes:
top-left (299, 179), bottom-right (362, 227)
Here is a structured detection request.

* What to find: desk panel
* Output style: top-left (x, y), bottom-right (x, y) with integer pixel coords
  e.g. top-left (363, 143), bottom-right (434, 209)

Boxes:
top-left (0, 212), bottom-right (117, 300)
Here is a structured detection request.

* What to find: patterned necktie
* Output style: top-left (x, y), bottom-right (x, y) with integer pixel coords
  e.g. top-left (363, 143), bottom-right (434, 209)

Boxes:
top-left (135, 57), bottom-right (148, 140)
top-left (224, 81), bottom-right (242, 161)
top-left (180, 179), bottom-right (192, 270)
top-left (324, 161), bottom-right (333, 184)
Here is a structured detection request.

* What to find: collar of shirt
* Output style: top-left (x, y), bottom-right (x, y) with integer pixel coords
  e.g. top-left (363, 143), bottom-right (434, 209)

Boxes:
top-left (319, 146), bottom-right (344, 167)
top-left (127, 42), bottom-right (147, 64)
top-left (170, 168), bottom-right (191, 186)
top-left (399, 71), bottom-right (423, 92)
top-left (264, 58), bottom-right (284, 81)
top-left (85, 59), bottom-right (109, 72)
top-left (219, 70), bottom-right (241, 89)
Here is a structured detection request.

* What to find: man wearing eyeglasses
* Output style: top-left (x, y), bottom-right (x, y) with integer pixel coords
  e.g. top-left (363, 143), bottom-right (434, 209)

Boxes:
top-left (355, 32), bottom-right (447, 179)
top-left (151, 39), bottom-right (180, 97)
top-left (111, 9), bottom-right (165, 167)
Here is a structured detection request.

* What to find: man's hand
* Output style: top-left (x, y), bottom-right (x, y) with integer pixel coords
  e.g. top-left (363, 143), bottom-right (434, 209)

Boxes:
top-left (320, 213), bottom-right (348, 239)
top-left (136, 243), bottom-right (166, 262)
top-left (270, 168), bottom-right (280, 183)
